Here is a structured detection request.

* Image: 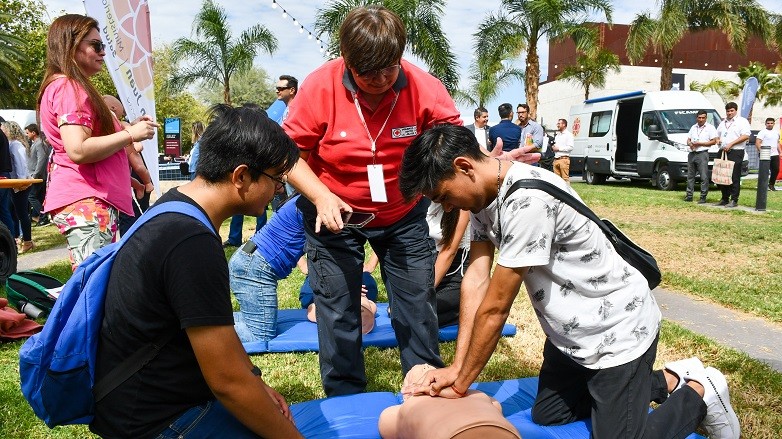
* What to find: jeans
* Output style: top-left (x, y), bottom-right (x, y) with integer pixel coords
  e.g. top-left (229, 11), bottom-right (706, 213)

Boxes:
top-left (229, 245), bottom-right (280, 343)
top-left (686, 151), bottom-right (709, 199)
top-left (299, 196), bottom-right (443, 396)
top-left (227, 212), bottom-right (267, 246)
top-left (717, 148), bottom-right (744, 202)
top-left (27, 181), bottom-right (45, 219)
top-left (154, 399), bottom-right (259, 438)
top-left (532, 336), bottom-right (706, 439)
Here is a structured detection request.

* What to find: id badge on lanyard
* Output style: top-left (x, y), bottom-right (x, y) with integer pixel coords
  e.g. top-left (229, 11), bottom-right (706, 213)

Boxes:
top-left (353, 91), bottom-right (398, 202)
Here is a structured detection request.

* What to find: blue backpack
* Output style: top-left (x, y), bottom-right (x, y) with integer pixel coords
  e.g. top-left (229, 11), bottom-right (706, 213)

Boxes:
top-left (19, 201), bottom-right (215, 427)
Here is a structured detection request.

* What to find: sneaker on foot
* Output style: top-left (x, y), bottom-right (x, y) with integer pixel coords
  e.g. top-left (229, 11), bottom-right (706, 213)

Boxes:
top-left (726, 200), bottom-right (738, 208)
top-left (689, 366), bottom-right (740, 439)
top-left (715, 199), bottom-right (729, 206)
top-left (684, 196), bottom-right (693, 202)
top-left (665, 357), bottom-right (705, 393)
top-left (698, 197), bottom-right (707, 204)
top-left (222, 240), bottom-right (239, 248)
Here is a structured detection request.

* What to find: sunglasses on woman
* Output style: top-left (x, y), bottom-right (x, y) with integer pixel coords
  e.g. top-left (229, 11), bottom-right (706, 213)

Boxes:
top-left (86, 39), bottom-right (106, 53)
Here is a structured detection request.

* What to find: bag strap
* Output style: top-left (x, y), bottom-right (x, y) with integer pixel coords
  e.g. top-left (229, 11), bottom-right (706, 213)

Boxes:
top-left (93, 200), bottom-right (215, 402)
top-left (504, 179), bottom-right (615, 239)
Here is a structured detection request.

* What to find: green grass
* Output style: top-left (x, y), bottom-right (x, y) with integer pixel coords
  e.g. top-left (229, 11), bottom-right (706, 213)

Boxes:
top-left (2, 182), bottom-right (782, 437)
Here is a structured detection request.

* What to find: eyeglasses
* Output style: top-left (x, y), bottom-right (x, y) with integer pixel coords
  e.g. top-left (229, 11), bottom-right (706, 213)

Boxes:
top-left (86, 39), bottom-right (105, 53)
top-left (356, 64), bottom-right (400, 80)
top-left (517, 111), bottom-right (527, 115)
top-left (275, 86), bottom-right (292, 92)
top-left (261, 171), bottom-right (286, 191)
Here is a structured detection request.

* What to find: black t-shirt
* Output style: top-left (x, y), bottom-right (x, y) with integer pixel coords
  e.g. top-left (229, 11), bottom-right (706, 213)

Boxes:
top-left (91, 189), bottom-right (233, 439)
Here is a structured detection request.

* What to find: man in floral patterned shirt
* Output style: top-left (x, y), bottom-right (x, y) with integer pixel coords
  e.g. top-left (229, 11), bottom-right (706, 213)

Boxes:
top-left (398, 124), bottom-right (740, 439)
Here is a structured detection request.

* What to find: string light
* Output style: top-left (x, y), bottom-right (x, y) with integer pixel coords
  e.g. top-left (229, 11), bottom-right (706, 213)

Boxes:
top-left (270, 0), bottom-right (327, 54)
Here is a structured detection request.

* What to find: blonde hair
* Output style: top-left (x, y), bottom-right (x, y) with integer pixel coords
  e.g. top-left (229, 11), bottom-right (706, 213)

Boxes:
top-left (1, 121), bottom-right (30, 153)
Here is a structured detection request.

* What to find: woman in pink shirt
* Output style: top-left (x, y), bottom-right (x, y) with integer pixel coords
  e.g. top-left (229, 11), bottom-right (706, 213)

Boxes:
top-left (36, 14), bottom-right (158, 270)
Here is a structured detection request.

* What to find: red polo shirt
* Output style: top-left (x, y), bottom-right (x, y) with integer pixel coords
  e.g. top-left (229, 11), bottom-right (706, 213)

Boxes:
top-left (283, 58), bottom-right (462, 227)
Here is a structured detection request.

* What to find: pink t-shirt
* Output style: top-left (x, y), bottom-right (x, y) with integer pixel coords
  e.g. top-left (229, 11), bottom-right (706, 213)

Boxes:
top-left (40, 77), bottom-right (133, 215)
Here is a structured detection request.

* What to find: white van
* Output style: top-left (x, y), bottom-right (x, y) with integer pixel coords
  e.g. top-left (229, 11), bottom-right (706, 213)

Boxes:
top-left (568, 90), bottom-right (748, 190)
top-left (0, 109), bottom-right (37, 130)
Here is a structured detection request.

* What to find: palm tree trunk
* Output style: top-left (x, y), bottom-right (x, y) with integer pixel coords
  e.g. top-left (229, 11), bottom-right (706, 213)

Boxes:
top-left (224, 78), bottom-right (231, 105)
top-left (585, 84), bottom-right (590, 100)
top-left (526, 45), bottom-right (540, 120)
top-left (660, 48), bottom-right (674, 91)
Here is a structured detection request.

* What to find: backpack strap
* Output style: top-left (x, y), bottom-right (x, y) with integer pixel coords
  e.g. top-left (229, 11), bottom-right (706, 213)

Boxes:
top-left (93, 200), bottom-right (215, 403)
top-left (504, 178), bottom-right (611, 237)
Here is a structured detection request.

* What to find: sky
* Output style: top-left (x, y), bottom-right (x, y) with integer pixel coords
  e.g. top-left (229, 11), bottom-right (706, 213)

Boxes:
top-left (42, 0), bottom-right (782, 123)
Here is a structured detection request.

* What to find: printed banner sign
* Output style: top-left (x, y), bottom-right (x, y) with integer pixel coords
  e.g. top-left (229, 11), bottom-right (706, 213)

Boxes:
top-left (83, 0), bottom-right (159, 191)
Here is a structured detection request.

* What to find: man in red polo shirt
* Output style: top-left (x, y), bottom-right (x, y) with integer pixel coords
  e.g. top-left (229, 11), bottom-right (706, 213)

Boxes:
top-left (284, 5), bottom-right (462, 396)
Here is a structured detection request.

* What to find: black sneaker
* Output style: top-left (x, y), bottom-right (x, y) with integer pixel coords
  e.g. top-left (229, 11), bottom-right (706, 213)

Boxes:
top-left (37, 217), bottom-right (51, 226)
top-left (770, 186), bottom-right (777, 192)
top-left (222, 240), bottom-right (239, 248)
top-left (684, 196), bottom-right (693, 202)
top-left (715, 199), bottom-right (729, 206)
top-left (698, 197), bottom-right (707, 204)
top-left (726, 200), bottom-right (738, 208)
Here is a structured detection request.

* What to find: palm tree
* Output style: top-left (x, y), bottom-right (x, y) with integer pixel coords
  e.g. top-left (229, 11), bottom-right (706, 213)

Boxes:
top-left (557, 49), bottom-right (620, 100)
top-left (626, 0), bottom-right (774, 91)
top-left (475, 0), bottom-right (613, 120)
top-left (0, 13), bottom-right (24, 104)
top-left (314, 0), bottom-right (459, 93)
top-left (691, 62), bottom-right (782, 119)
top-left (168, 0), bottom-right (277, 105)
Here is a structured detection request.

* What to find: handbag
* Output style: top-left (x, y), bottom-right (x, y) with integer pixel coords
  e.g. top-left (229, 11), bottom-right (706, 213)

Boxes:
top-left (505, 179), bottom-right (661, 290)
top-left (711, 151), bottom-right (734, 185)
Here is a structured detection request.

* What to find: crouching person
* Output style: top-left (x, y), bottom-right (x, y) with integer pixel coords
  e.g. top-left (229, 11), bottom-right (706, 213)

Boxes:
top-left (91, 104), bottom-right (303, 438)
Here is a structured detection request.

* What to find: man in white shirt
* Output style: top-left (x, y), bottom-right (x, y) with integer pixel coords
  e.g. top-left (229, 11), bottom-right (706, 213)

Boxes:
top-left (755, 117), bottom-right (781, 191)
top-left (715, 102), bottom-right (751, 208)
top-left (466, 107), bottom-right (490, 149)
top-left (552, 118), bottom-right (574, 184)
top-left (685, 110), bottom-right (718, 203)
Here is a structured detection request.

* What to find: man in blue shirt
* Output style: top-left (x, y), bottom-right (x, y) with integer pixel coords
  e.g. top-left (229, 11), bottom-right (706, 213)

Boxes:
top-left (488, 103), bottom-right (521, 153)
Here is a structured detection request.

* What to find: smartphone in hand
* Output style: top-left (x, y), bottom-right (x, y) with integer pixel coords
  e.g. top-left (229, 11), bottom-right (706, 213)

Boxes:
top-left (341, 211), bottom-right (375, 228)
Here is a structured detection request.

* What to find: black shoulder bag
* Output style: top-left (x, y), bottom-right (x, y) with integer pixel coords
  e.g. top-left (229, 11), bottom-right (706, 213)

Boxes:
top-left (505, 179), bottom-right (661, 290)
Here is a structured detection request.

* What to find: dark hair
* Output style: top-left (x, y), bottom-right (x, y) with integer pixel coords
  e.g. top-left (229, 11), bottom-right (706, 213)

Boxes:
top-left (279, 74), bottom-right (298, 92)
top-left (339, 5), bottom-right (406, 75)
top-left (766, 117), bottom-right (775, 123)
top-left (696, 110), bottom-right (708, 117)
top-left (400, 124), bottom-right (487, 201)
top-left (25, 123), bottom-right (40, 135)
top-left (37, 14), bottom-right (115, 137)
top-left (558, 118), bottom-right (568, 127)
top-left (517, 103), bottom-right (530, 113)
top-left (196, 104), bottom-right (299, 183)
top-left (498, 103), bottom-right (513, 119)
top-left (725, 102), bottom-right (738, 111)
top-left (473, 107), bottom-right (487, 119)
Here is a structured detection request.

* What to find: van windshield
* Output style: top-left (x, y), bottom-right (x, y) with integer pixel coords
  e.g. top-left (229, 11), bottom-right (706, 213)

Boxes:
top-left (657, 109), bottom-right (722, 134)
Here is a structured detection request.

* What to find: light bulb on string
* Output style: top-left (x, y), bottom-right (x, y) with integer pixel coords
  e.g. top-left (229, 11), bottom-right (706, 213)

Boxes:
top-left (299, 27), bottom-right (304, 33)
top-left (293, 19), bottom-right (298, 26)
top-left (282, 11), bottom-right (287, 18)
top-left (308, 32), bottom-right (312, 39)
top-left (271, 0), bottom-right (277, 8)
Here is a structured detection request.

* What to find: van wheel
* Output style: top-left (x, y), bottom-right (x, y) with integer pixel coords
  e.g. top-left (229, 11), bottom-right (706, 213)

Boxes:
top-left (584, 163), bottom-right (606, 185)
top-left (655, 165), bottom-right (676, 191)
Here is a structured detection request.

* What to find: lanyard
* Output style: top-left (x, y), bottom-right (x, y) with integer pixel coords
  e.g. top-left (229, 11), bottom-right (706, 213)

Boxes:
top-left (352, 91), bottom-right (399, 164)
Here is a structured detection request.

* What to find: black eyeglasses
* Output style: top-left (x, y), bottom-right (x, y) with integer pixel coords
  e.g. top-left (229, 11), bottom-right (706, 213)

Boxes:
top-left (357, 64), bottom-right (400, 80)
top-left (275, 86), bottom-right (292, 92)
top-left (86, 39), bottom-right (106, 53)
top-left (261, 171), bottom-right (286, 190)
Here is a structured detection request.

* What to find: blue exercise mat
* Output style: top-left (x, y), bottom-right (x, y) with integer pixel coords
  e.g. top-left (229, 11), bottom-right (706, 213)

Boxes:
top-left (290, 377), bottom-right (707, 439)
top-left (242, 302), bottom-right (517, 354)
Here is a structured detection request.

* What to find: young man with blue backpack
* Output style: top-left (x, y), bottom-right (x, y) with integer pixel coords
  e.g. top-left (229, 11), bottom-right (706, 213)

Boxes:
top-left (20, 104), bottom-right (303, 438)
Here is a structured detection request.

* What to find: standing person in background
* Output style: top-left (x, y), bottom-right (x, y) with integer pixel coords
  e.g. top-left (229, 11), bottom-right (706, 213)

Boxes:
top-left (552, 118), bottom-right (574, 184)
top-left (489, 103), bottom-right (521, 153)
top-left (0, 116), bottom-right (15, 236)
top-left (187, 121), bottom-right (205, 182)
top-left (517, 103), bottom-right (544, 153)
top-left (37, 14), bottom-right (158, 270)
top-left (24, 124), bottom-right (50, 227)
top-left (465, 107), bottom-right (490, 150)
top-left (714, 102), bottom-right (750, 208)
top-left (756, 117), bottom-right (780, 191)
top-left (685, 110), bottom-right (718, 203)
top-left (283, 5), bottom-right (460, 396)
top-left (267, 75), bottom-right (298, 125)
top-left (1, 121), bottom-right (33, 253)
